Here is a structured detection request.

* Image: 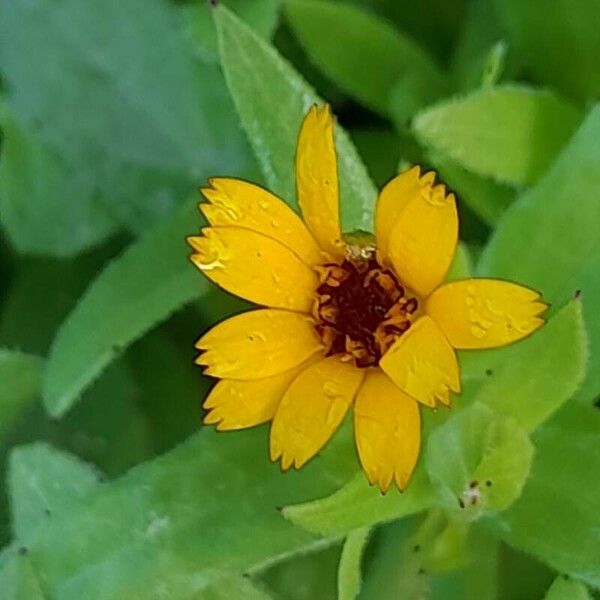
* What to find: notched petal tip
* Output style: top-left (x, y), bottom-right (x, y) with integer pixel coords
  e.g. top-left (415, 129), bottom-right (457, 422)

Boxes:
top-left (426, 279), bottom-right (550, 350)
top-left (355, 370), bottom-right (421, 493)
top-left (379, 316), bottom-right (460, 408)
top-left (186, 234), bottom-right (203, 249)
top-left (202, 409), bottom-right (221, 426)
top-left (394, 474), bottom-right (409, 493)
top-left (307, 102), bottom-right (332, 122)
top-left (418, 169), bottom-right (436, 187)
top-left (198, 177), bottom-right (324, 266)
top-left (272, 450), bottom-right (295, 472)
top-left (383, 168), bottom-right (458, 297)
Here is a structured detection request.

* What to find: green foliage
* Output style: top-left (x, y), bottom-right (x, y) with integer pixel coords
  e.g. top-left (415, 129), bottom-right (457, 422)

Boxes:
top-left (1, 0), bottom-right (599, 596)
top-left (8, 444), bottom-right (101, 545)
top-left (0, 552), bottom-right (45, 600)
top-left (0, 110), bottom-right (117, 257)
top-left (495, 0), bottom-right (600, 103)
top-left (2, 429), bottom-right (354, 598)
top-left (487, 404), bottom-right (600, 588)
top-left (479, 106), bottom-right (600, 405)
top-left (471, 301), bottom-right (587, 431)
top-left (0, 0), bottom-right (252, 236)
top-left (451, 0), bottom-right (507, 91)
top-left (544, 575), bottom-right (590, 600)
top-left (0, 351), bottom-right (42, 438)
top-left (214, 4), bottom-right (375, 232)
top-left (284, 0), bottom-right (446, 119)
top-left (259, 543), bottom-right (341, 600)
top-left (195, 575), bottom-right (275, 600)
top-left (0, 0), bottom-right (246, 174)
top-left (42, 202), bottom-right (206, 417)
top-left (357, 518), bottom-right (428, 599)
top-left (184, 0), bottom-right (281, 64)
top-left (283, 467), bottom-right (434, 535)
top-left (337, 527), bottom-right (371, 600)
top-left (413, 85), bottom-right (582, 185)
top-left (429, 154), bottom-right (514, 226)
top-left (426, 404), bottom-right (534, 522)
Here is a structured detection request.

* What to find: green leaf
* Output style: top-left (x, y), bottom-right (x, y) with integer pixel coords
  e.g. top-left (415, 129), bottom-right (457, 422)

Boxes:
top-left (495, 0), bottom-right (600, 103)
top-left (430, 153), bottom-right (514, 226)
top-left (496, 545), bottom-right (555, 600)
top-left (125, 329), bottom-right (210, 455)
top-left (451, 0), bottom-right (508, 91)
top-left (8, 443), bottom-right (101, 545)
top-left (544, 576), bottom-right (590, 600)
top-left (184, 0), bottom-right (280, 64)
top-left (486, 404), bottom-right (600, 587)
top-left (419, 515), bottom-right (470, 574)
top-left (337, 527), bottom-right (371, 600)
top-left (54, 360), bottom-right (155, 476)
top-left (0, 253), bottom-right (111, 355)
top-left (427, 528), bottom-right (500, 600)
top-left (259, 544), bottom-right (341, 600)
top-left (413, 85), bottom-right (582, 185)
top-left (43, 201), bottom-right (206, 417)
top-left (478, 105), bottom-right (600, 405)
top-left (0, 0), bottom-right (252, 234)
top-left (425, 404), bottom-right (534, 522)
top-left (480, 41), bottom-right (508, 88)
top-left (0, 551), bottom-right (45, 600)
top-left (95, 162), bottom-right (198, 235)
top-left (362, 0), bottom-right (469, 64)
top-left (0, 110), bottom-right (118, 257)
top-left (9, 428), bottom-right (355, 599)
top-left (349, 128), bottom-right (400, 187)
top-left (446, 242), bottom-right (473, 281)
top-left (283, 466), bottom-right (433, 535)
top-left (214, 4), bottom-right (376, 232)
top-left (0, 0), bottom-right (245, 174)
top-left (196, 574), bottom-right (274, 600)
top-left (0, 350), bottom-right (43, 439)
top-left (284, 0), bottom-right (446, 119)
top-left (469, 300), bottom-right (587, 432)
top-left (358, 518), bottom-right (427, 600)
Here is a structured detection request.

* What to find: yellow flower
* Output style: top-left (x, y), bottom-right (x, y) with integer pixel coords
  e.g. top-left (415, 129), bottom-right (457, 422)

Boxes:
top-left (188, 104), bottom-right (547, 493)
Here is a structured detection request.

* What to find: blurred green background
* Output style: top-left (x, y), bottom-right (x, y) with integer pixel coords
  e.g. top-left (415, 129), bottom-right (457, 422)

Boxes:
top-left (0, 0), bottom-right (599, 598)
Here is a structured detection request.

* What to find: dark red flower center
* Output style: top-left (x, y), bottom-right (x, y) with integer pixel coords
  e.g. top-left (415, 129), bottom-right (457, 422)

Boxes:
top-left (313, 256), bottom-right (418, 368)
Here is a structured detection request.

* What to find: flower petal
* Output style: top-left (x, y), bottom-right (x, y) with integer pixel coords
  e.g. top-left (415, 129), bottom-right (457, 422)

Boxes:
top-left (270, 355), bottom-right (364, 469)
top-left (200, 178), bottom-right (323, 266)
top-left (354, 369), bottom-right (421, 492)
top-left (385, 171), bottom-right (458, 297)
top-left (188, 227), bottom-right (317, 311)
top-left (196, 309), bottom-right (323, 379)
top-left (379, 316), bottom-right (460, 407)
top-left (203, 361), bottom-right (316, 430)
top-left (375, 165), bottom-right (427, 262)
top-left (296, 104), bottom-right (343, 257)
top-left (426, 278), bottom-right (547, 349)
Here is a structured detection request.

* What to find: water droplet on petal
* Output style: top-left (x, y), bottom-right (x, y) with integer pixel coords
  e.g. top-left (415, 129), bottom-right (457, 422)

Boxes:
top-left (213, 199), bottom-right (240, 222)
top-left (470, 325), bottom-right (487, 338)
top-left (248, 331), bottom-right (266, 343)
top-left (326, 399), bottom-right (344, 425)
top-left (323, 381), bottom-right (338, 399)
